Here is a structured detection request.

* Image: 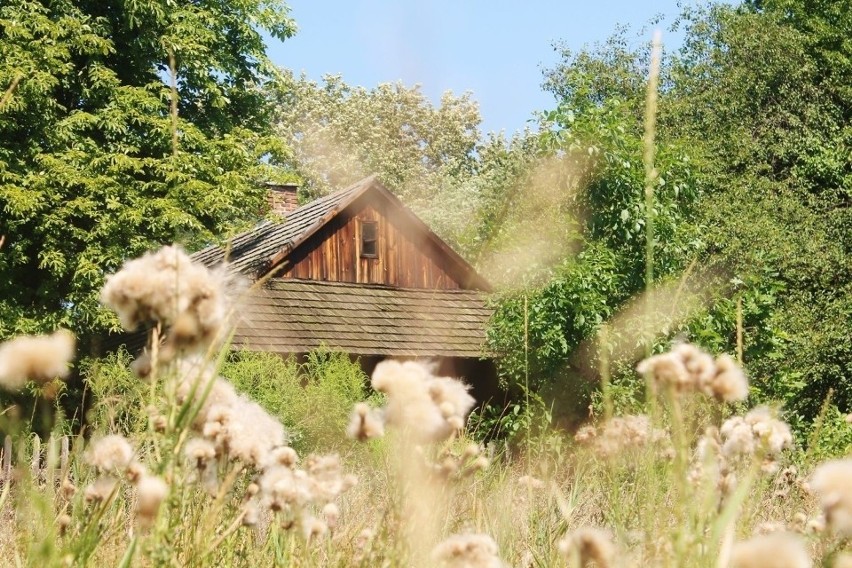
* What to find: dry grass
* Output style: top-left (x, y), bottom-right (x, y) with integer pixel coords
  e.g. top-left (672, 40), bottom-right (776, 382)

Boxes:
top-left (1, 39), bottom-right (849, 564)
top-left (0, 262), bottom-right (845, 567)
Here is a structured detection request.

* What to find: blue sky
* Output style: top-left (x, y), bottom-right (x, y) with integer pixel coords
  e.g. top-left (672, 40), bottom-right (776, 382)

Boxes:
top-left (265, 1), bottom-right (695, 135)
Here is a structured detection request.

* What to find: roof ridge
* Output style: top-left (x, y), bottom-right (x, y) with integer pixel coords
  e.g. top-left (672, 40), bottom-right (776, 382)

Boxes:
top-left (191, 177), bottom-right (371, 273)
top-left (191, 174), bottom-right (489, 291)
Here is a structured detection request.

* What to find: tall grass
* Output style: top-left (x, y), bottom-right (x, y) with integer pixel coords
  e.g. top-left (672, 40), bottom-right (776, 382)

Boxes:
top-left (1, 32), bottom-right (851, 568)
top-left (0, 246), bottom-right (849, 568)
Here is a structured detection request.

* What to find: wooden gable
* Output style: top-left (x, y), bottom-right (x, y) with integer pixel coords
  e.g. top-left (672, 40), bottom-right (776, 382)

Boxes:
top-left (272, 181), bottom-right (489, 291)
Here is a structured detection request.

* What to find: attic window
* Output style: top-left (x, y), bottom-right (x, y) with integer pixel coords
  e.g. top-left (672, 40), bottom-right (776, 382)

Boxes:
top-left (360, 220), bottom-right (378, 258)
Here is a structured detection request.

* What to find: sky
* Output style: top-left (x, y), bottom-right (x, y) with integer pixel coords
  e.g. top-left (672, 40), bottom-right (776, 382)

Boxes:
top-left (265, 1), bottom-right (693, 135)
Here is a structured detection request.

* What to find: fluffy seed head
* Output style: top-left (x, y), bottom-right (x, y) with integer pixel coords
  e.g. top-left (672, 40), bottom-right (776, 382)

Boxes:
top-left (184, 438), bottom-right (217, 468)
top-left (61, 479), bottom-right (77, 499)
top-left (57, 514), bottom-right (72, 535)
top-left (86, 435), bottom-right (134, 473)
top-left (575, 415), bottom-right (666, 458)
top-left (0, 329), bottom-right (75, 390)
top-left (258, 466), bottom-right (314, 512)
top-left (346, 402), bottom-right (385, 441)
top-left (177, 358), bottom-right (287, 468)
top-left (136, 475), bottom-right (168, 526)
top-left (242, 503), bottom-right (259, 526)
top-left (175, 357), bottom-right (238, 426)
top-left (745, 407), bottom-right (793, 454)
top-left (371, 360), bottom-right (475, 443)
top-left (101, 245), bottom-right (216, 328)
top-left (809, 459), bottom-right (852, 536)
top-left (730, 533), bottom-right (810, 568)
top-left (432, 533), bottom-right (503, 568)
top-left (126, 461), bottom-right (147, 484)
top-left (637, 344), bottom-right (748, 402)
top-left (100, 245), bottom-right (241, 354)
top-left (322, 502), bottom-right (340, 529)
top-left (720, 407), bottom-right (792, 461)
top-left (637, 351), bottom-right (690, 391)
top-left (558, 527), bottom-right (615, 568)
top-left (301, 516), bottom-right (328, 542)
top-left (675, 343), bottom-right (717, 387)
top-left (306, 453), bottom-right (354, 503)
top-left (215, 397), bottom-right (288, 466)
top-left (84, 477), bottom-right (118, 503)
top-left (263, 446), bottom-right (299, 469)
top-left (711, 354), bottom-right (749, 402)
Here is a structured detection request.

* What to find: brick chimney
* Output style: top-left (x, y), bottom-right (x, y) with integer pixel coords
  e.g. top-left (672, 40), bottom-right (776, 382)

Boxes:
top-left (266, 182), bottom-right (299, 216)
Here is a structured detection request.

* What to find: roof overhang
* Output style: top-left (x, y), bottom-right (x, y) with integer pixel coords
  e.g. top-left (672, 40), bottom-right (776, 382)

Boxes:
top-left (234, 279), bottom-right (493, 358)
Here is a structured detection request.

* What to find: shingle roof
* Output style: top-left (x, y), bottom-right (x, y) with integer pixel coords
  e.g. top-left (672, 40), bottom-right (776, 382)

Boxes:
top-left (234, 279), bottom-right (492, 358)
top-left (192, 176), bottom-right (374, 273)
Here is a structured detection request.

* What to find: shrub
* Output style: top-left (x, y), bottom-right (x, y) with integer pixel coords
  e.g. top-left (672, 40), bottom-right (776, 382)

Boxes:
top-left (80, 349), bottom-right (147, 434)
top-left (222, 347), bottom-right (373, 452)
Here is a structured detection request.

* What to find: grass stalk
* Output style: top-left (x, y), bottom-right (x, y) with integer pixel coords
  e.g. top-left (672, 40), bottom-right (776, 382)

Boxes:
top-left (643, 30), bottom-right (662, 355)
top-left (598, 324), bottom-right (613, 421)
top-left (736, 296), bottom-right (744, 365)
top-left (524, 293), bottom-right (531, 471)
top-left (805, 388), bottom-right (834, 464)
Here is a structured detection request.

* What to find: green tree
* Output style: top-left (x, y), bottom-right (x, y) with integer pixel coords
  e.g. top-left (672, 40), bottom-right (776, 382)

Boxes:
top-left (499, 0), bottom-right (852, 427)
top-left (664, 1), bottom-right (852, 425)
top-left (0, 0), bottom-right (295, 337)
top-left (486, 98), bottom-right (703, 399)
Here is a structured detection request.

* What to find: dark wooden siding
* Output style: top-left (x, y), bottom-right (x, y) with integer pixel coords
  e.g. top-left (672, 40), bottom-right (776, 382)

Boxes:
top-left (280, 195), bottom-right (463, 289)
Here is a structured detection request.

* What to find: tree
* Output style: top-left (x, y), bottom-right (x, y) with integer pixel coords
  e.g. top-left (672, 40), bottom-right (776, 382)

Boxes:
top-left (665, 1), bottom-right (852, 425)
top-left (269, 72), bottom-right (481, 202)
top-left (485, 99), bottom-right (703, 402)
top-left (0, 0), bottom-right (295, 337)
top-left (268, 71), bottom-right (546, 256)
top-left (497, 0), bottom-right (852, 427)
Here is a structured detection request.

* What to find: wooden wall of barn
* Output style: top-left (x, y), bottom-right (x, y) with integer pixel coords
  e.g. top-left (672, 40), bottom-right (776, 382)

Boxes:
top-left (278, 195), bottom-right (466, 289)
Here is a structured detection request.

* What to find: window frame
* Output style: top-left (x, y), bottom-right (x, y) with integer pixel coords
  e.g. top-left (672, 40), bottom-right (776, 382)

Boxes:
top-left (360, 220), bottom-right (379, 258)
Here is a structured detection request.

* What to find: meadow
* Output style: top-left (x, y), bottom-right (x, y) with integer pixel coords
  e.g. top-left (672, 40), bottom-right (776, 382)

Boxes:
top-left (0, 244), bottom-right (850, 568)
top-left (2, 4), bottom-right (851, 565)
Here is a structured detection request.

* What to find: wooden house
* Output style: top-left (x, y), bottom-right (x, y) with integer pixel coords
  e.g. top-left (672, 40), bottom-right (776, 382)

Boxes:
top-left (191, 175), bottom-right (495, 390)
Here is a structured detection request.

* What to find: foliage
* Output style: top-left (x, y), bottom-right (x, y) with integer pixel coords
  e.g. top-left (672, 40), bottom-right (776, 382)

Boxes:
top-left (0, 0), bottom-right (295, 336)
top-left (803, 404), bottom-right (852, 465)
top-left (430, 131), bottom-right (542, 260)
top-left (81, 349), bottom-right (147, 434)
top-left (268, 72), bottom-right (480, 201)
top-left (486, 98), bottom-right (703, 407)
top-left (664, 1), bottom-right (852, 424)
top-left (80, 346), bottom-right (371, 454)
top-left (487, 0), bottom-right (852, 429)
top-left (222, 348), bottom-right (372, 452)
top-left (542, 101), bottom-right (702, 287)
top-left (487, 243), bottom-right (624, 389)
top-left (542, 24), bottom-right (652, 114)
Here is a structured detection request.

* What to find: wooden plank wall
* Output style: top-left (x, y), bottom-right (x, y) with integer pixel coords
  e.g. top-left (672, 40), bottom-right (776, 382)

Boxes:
top-left (281, 196), bottom-right (463, 289)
